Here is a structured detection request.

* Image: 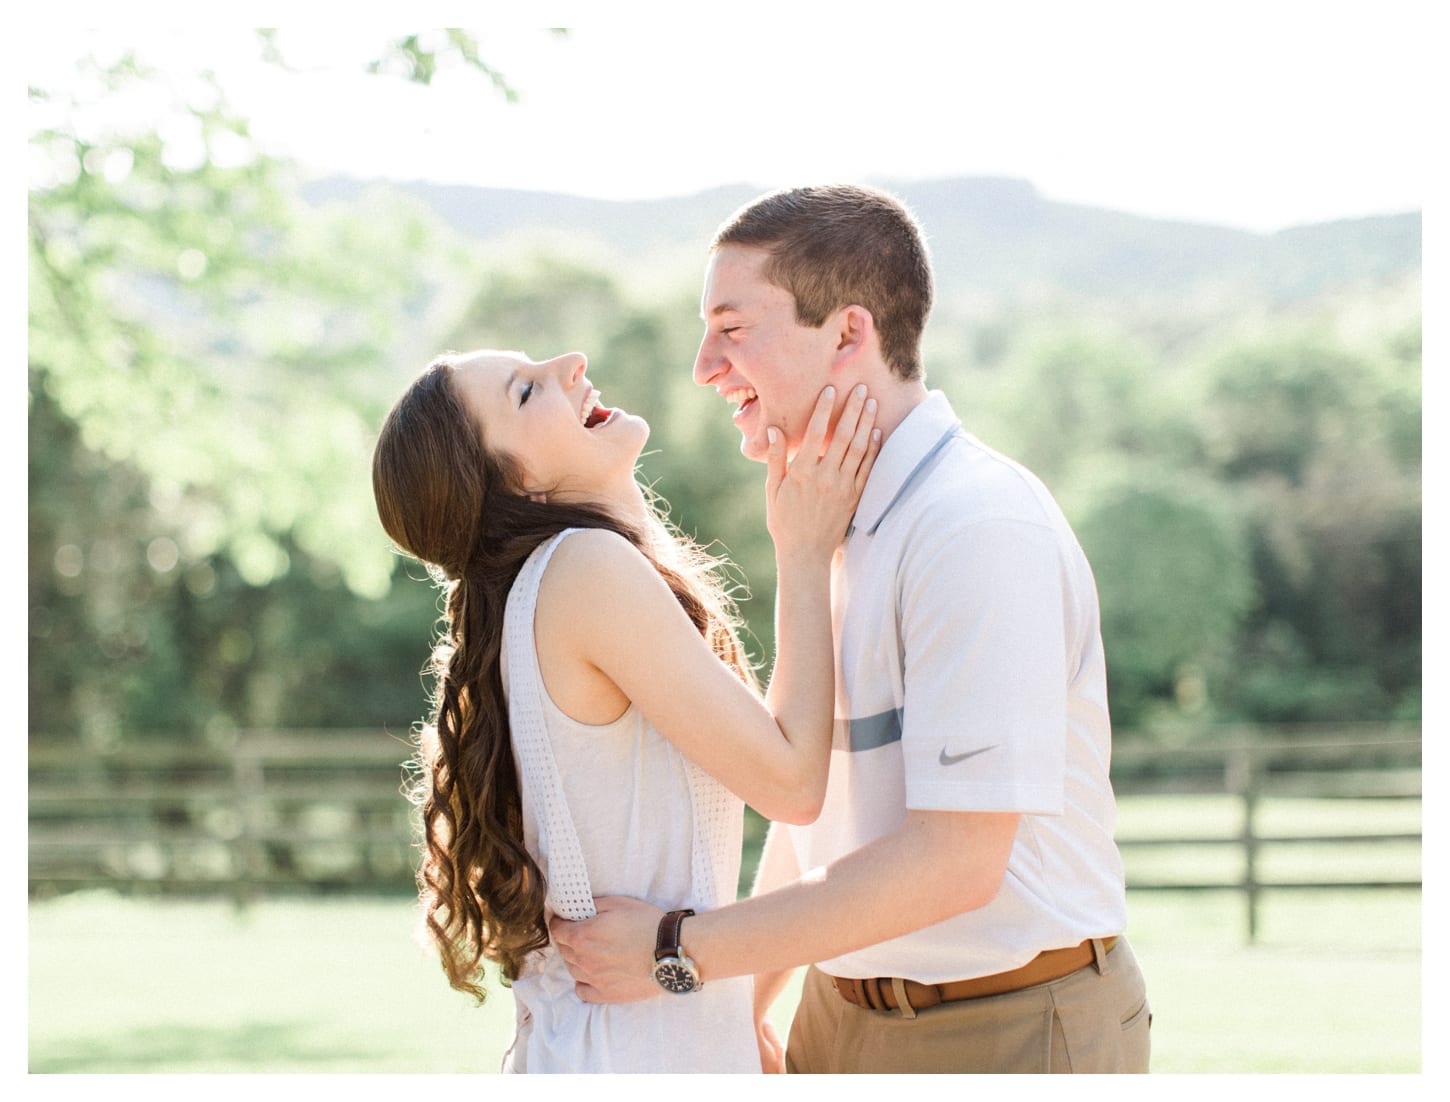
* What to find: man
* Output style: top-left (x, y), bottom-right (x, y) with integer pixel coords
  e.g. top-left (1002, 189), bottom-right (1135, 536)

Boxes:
top-left (550, 184), bottom-right (1150, 1073)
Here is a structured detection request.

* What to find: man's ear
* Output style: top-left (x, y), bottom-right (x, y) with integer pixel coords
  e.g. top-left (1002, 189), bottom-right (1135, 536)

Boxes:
top-left (831, 304), bottom-right (874, 368)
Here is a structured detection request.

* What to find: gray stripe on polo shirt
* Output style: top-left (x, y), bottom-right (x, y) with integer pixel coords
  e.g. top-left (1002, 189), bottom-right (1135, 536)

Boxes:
top-left (848, 708), bottom-right (904, 752)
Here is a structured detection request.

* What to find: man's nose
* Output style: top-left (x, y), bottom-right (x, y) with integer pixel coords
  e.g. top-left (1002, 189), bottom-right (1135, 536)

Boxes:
top-left (692, 338), bottom-right (720, 387)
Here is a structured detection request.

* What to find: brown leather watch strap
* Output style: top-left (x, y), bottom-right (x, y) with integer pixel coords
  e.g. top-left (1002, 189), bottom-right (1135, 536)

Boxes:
top-left (654, 909), bottom-right (696, 962)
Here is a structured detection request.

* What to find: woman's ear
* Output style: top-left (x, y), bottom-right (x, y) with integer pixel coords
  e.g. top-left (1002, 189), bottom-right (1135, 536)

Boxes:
top-left (832, 304), bottom-right (874, 367)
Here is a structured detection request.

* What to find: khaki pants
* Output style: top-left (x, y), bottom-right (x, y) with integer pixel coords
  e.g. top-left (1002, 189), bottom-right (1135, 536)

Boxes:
top-left (786, 937), bottom-right (1151, 1074)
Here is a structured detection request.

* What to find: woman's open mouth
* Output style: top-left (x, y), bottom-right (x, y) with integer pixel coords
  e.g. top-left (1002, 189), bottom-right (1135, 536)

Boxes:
top-left (581, 388), bottom-right (618, 429)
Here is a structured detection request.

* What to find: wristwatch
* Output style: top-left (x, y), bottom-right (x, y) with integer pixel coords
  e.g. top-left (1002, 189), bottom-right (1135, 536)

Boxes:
top-left (651, 908), bottom-right (703, 994)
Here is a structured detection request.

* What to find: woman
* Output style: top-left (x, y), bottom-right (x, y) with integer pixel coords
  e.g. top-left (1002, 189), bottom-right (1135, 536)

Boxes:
top-left (372, 348), bottom-right (878, 1072)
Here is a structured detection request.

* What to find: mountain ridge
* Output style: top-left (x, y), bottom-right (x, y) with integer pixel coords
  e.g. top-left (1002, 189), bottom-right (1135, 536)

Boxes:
top-left (302, 174), bottom-right (1420, 307)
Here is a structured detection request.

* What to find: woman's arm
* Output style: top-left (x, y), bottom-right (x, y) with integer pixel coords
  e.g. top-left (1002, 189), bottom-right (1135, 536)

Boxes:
top-left (543, 385), bottom-right (877, 824)
top-left (754, 384), bottom-right (880, 816)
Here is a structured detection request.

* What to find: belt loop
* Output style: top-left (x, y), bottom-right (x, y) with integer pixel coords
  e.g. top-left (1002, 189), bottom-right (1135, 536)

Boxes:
top-left (1090, 937), bottom-right (1111, 975)
top-left (889, 977), bottom-right (917, 1020)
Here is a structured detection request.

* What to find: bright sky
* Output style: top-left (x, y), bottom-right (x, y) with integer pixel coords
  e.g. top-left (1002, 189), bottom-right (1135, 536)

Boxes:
top-left (25, 3), bottom-right (1435, 233)
top-left (12, 9), bottom-right (1446, 971)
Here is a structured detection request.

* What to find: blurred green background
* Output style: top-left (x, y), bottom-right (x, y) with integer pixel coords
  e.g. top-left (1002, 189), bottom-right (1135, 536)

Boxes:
top-left (27, 30), bottom-right (1422, 1075)
top-left (28, 37), bottom-right (1421, 749)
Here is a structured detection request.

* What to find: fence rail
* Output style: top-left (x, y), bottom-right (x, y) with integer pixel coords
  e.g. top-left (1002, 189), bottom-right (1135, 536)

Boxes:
top-left (28, 729), bottom-right (420, 903)
top-left (1109, 726), bottom-right (1421, 940)
top-left (29, 724), bottom-right (1421, 940)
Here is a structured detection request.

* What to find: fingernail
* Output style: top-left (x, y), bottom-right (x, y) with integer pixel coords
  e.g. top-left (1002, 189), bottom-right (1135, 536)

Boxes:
top-left (866, 398), bottom-right (877, 413)
top-left (855, 384), bottom-right (867, 398)
top-left (873, 428), bottom-right (882, 442)
top-left (767, 426), bottom-right (779, 443)
top-left (823, 386), bottom-right (835, 399)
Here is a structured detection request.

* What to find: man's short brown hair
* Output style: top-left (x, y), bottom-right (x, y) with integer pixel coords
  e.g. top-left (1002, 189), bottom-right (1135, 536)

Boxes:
top-left (712, 184), bottom-right (933, 380)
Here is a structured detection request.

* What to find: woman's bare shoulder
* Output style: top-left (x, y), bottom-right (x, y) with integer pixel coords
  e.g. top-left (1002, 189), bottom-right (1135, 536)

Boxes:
top-left (538, 527), bottom-right (667, 619)
top-left (545, 526), bottom-right (649, 579)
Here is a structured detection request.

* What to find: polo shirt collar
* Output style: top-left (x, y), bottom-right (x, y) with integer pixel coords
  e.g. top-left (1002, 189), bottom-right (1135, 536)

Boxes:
top-left (850, 390), bottom-right (962, 538)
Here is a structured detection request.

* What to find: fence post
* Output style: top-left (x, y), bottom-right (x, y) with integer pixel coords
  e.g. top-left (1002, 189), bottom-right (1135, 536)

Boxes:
top-left (230, 737), bottom-right (266, 909)
top-left (1226, 745), bottom-right (1260, 943)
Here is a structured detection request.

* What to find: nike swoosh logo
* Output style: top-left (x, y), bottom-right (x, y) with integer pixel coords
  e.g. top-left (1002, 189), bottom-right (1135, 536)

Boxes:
top-left (938, 744), bottom-right (998, 766)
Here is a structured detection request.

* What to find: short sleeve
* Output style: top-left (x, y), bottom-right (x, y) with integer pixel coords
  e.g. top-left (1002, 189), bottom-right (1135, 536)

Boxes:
top-left (898, 516), bottom-right (1067, 814)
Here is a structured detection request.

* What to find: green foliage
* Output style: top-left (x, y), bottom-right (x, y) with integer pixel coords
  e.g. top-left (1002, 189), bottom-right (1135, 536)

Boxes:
top-left (360, 28), bottom-right (566, 98)
top-left (29, 47), bottom-right (472, 602)
top-left (1066, 461), bottom-right (1255, 726)
top-left (944, 300), bottom-right (1421, 733)
top-left (974, 328), bottom-right (1197, 485)
top-left (27, 36), bottom-right (492, 743)
top-left (30, 381), bottom-right (440, 743)
top-left (1198, 340), bottom-right (1360, 482)
top-left (27, 34), bottom-right (1421, 746)
top-left (1190, 331), bottom-right (1422, 724)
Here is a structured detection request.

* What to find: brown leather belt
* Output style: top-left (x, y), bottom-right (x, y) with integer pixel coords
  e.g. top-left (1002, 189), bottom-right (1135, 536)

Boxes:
top-left (829, 936), bottom-right (1117, 1013)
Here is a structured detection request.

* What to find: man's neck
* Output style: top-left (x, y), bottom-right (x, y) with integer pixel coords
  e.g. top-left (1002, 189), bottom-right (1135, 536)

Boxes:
top-left (846, 373), bottom-right (931, 445)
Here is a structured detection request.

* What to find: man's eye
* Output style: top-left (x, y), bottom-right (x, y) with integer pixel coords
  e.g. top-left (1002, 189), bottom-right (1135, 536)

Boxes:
top-left (520, 382), bottom-right (535, 405)
top-left (721, 327), bottom-right (739, 337)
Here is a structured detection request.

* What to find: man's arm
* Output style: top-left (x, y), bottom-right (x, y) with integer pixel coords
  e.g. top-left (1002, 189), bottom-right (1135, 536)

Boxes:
top-left (551, 511), bottom-right (1056, 1000)
top-left (550, 808), bottom-right (1019, 1002)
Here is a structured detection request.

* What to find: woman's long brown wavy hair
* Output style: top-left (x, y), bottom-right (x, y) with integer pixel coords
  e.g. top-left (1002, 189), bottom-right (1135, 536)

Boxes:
top-left (372, 355), bottom-right (756, 1001)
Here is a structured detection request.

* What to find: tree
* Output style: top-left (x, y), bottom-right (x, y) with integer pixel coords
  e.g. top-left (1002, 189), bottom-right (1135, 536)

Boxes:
top-left (27, 34), bottom-right (519, 741)
top-left (1064, 460), bottom-right (1256, 730)
top-left (958, 326), bottom-right (1198, 488)
top-left (1192, 330), bottom-right (1421, 722)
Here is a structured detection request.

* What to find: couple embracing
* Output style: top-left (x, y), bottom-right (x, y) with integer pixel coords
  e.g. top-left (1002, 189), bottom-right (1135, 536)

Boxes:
top-left (372, 184), bottom-right (1150, 1074)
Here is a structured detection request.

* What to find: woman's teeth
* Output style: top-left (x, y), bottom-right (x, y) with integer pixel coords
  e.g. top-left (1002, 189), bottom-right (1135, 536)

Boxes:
top-left (582, 390), bottom-right (615, 428)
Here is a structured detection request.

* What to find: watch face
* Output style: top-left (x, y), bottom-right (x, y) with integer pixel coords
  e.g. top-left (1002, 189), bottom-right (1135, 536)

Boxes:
top-left (652, 958), bottom-right (699, 994)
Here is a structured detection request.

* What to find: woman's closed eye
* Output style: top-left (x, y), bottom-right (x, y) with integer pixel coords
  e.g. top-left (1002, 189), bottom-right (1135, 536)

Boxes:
top-left (519, 381), bottom-right (535, 406)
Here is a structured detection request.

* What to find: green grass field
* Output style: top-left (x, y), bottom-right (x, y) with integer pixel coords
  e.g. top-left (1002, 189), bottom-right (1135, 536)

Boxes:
top-left (28, 795), bottom-right (1424, 1074)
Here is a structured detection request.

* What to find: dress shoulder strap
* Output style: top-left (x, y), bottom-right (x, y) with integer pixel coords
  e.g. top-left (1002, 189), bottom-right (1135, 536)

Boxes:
top-left (502, 529), bottom-right (596, 921)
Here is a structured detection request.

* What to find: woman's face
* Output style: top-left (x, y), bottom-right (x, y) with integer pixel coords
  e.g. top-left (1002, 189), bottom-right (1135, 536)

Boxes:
top-left (449, 349), bottom-right (649, 506)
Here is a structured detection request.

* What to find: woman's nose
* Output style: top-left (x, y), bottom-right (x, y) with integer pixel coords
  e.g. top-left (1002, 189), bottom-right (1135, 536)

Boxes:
top-left (549, 352), bottom-right (587, 386)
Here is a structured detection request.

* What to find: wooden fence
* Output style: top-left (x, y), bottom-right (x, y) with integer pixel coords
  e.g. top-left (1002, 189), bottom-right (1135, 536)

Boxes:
top-left (28, 729), bottom-right (420, 903)
top-left (1110, 724), bottom-right (1421, 941)
top-left (29, 724), bottom-right (1421, 940)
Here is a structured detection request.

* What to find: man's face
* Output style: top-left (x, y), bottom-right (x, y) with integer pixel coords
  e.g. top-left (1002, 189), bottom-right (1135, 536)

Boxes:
top-left (693, 245), bottom-right (839, 463)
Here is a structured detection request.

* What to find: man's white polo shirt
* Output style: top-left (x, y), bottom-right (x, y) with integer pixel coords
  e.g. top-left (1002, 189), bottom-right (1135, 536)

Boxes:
top-left (784, 390), bottom-right (1128, 983)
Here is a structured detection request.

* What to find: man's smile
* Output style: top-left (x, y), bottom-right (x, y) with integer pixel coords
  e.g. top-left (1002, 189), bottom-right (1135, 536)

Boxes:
top-left (720, 386), bottom-right (759, 421)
